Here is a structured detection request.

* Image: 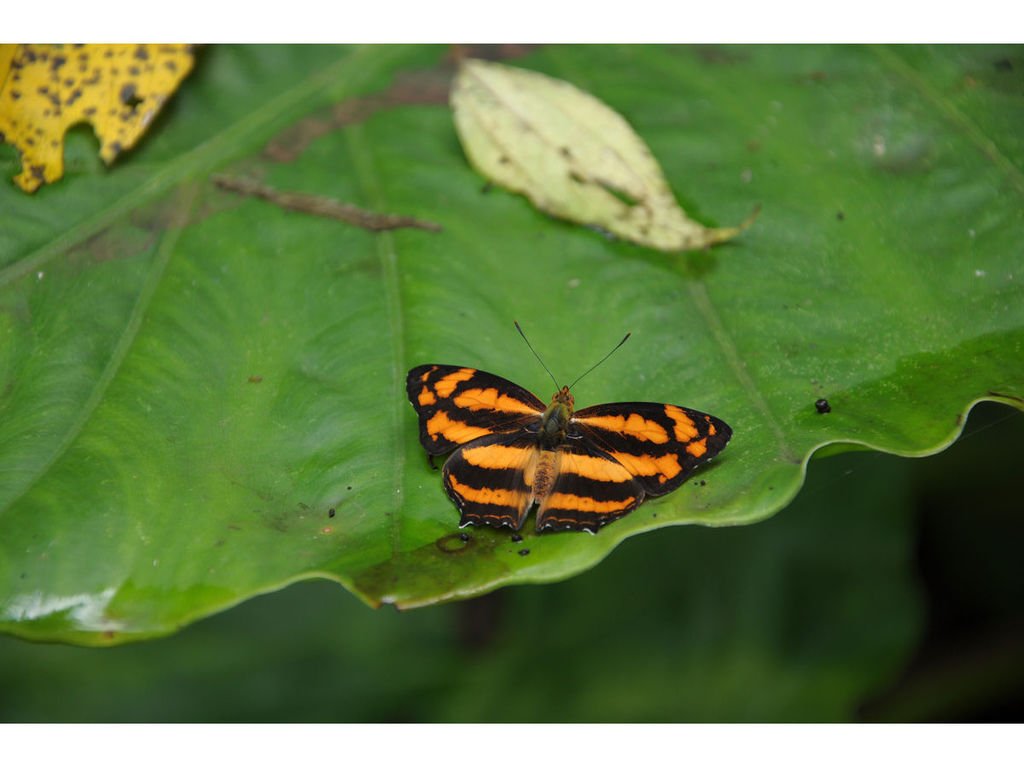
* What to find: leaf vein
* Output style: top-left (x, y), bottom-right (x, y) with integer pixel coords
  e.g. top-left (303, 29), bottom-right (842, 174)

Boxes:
top-left (1, 185), bottom-right (197, 515)
top-left (871, 45), bottom-right (1024, 197)
top-left (687, 280), bottom-right (799, 464)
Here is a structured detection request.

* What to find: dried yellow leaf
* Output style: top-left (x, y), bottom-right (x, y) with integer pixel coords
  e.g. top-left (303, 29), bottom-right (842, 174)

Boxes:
top-left (0, 44), bottom-right (194, 193)
top-left (451, 58), bottom-right (755, 252)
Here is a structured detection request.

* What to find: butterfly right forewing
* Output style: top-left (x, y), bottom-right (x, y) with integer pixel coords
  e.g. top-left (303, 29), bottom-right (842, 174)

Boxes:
top-left (571, 401), bottom-right (732, 496)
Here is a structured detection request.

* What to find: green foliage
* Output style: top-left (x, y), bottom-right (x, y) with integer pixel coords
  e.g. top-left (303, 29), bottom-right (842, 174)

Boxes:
top-left (0, 45), bottom-right (1021, 645)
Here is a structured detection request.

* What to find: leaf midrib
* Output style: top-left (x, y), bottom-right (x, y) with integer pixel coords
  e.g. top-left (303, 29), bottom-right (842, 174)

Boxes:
top-left (343, 123), bottom-right (408, 559)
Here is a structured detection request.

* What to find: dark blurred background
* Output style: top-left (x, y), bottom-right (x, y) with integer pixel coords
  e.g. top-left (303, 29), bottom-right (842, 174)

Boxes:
top-left (0, 401), bottom-right (1020, 722)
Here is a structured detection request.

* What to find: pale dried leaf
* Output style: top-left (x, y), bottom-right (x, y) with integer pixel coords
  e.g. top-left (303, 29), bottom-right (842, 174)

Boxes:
top-left (451, 58), bottom-right (754, 251)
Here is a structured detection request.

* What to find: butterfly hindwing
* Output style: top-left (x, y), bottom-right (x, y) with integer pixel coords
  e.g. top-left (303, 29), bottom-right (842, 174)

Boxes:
top-left (570, 402), bottom-right (732, 496)
top-left (535, 441), bottom-right (645, 533)
top-left (442, 433), bottom-right (538, 530)
top-left (406, 365), bottom-right (545, 455)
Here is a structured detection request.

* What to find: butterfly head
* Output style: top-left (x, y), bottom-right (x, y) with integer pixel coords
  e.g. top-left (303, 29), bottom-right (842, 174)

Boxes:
top-left (551, 385), bottom-right (574, 410)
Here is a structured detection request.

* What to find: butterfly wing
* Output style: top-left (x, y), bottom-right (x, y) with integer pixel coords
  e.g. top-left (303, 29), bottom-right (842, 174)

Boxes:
top-left (406, 365), bottom-right (546, 455)
top-left (442, 433), bottom-right (540, 530)
top-left (570, 401), bottom-right (732, 496)
top-left (535, 441), bottom-right (645, 533)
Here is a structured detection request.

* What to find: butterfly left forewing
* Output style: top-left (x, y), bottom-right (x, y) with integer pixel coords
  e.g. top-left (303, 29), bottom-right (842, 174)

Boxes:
top-left (406, 364), bottom-right (545, 455)
top-left (571, 401), bottom-right (732, 496)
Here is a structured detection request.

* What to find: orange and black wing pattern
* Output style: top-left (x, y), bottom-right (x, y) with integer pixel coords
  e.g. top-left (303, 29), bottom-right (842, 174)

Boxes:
top-left (441, 433), bottom-right (540, 530)
top-left (407, 364), bottom-right (732, 534)
top-left (533, 440), bottom-right (646, 533)
top-left (571, 402), bottom-right (732, 497)
top-left (407, 365), bottom-right (545, 530)
top-left (527, 401), bottom-right (734, 533)
top-left (406, 364), bottom-right (544, 455)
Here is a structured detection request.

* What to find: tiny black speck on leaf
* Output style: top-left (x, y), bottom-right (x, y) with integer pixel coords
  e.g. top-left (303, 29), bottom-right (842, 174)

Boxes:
top-left (518, 549), bottom-right (530, 556)
top-left (346, 485), bottom-right (352, 491)
top-left (328, 508), bottom-right (336, 518)
top-left (836, 210), bottom-right (845, 221)
top-left (511, 533), bottom-right (522, 543)
top-left (459, 532), bottom-right (471, 542)
top-left (815, 398), bottom-right (832, 414)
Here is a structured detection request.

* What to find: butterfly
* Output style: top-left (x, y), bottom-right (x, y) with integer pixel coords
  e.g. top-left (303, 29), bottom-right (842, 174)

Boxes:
top-left (406, 337), bottom-right (732, 534)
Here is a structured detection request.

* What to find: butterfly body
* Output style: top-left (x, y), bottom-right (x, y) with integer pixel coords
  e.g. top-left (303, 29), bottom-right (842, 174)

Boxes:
top-left (537, 386), bottom-right (573, 448)
top-left (407, 364), bottom-right (731, 534)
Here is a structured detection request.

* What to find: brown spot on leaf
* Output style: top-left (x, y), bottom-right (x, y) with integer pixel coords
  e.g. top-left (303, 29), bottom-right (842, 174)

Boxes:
top-left (436, 533), bottom-right (472, 554)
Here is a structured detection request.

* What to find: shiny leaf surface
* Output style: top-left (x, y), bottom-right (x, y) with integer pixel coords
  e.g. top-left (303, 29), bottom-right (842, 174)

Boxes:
top-left (0, 45), bottom-right (1021, 644)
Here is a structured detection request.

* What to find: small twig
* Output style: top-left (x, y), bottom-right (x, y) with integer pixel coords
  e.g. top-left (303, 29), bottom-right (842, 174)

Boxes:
top-left (212, 174), bottom-right (442, 233)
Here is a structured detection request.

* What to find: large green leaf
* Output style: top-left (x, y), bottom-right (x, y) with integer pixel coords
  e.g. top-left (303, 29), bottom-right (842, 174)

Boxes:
top-left (1, 45), bottom-right (1021, 645)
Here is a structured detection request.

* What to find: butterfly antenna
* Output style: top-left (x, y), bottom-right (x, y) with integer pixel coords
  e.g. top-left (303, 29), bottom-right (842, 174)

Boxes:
top-left (568, 332), bottom-right (631, 390)
top-left (514, 321), bottom-right (561, 390)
